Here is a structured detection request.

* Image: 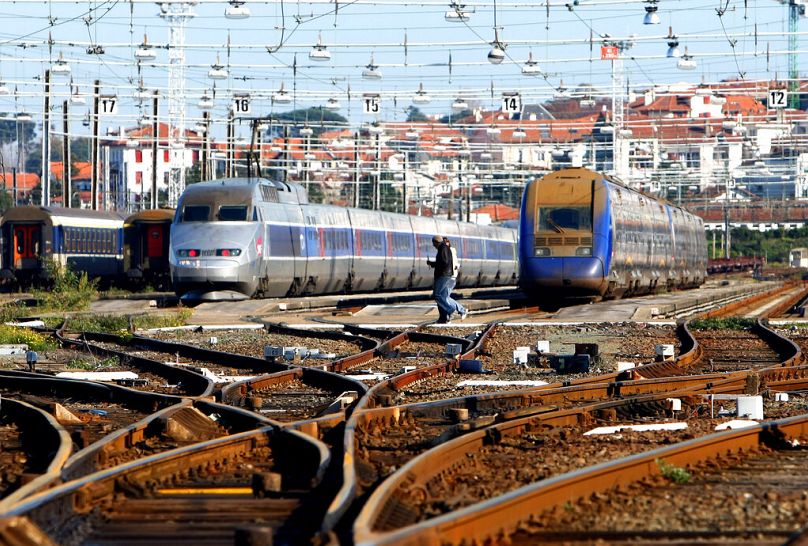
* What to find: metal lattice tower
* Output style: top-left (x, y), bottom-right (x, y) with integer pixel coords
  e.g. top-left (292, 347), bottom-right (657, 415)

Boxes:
top-left (789, 0), bottom-right (800, 108)
top-left (611, 56), bottom-right (625, 177)
top-left (160, 1), bottom-right (195, 207)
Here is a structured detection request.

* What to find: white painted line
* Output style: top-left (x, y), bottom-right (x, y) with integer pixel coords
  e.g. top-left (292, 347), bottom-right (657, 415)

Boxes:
top-left (584, 422), bottom-right (688, 435)
top-left (56, 371), bottom-right (139, 381)
top-left (456, 380), bottom-right (549, 387)
top-left (199, 324), bottom-right (264, 331)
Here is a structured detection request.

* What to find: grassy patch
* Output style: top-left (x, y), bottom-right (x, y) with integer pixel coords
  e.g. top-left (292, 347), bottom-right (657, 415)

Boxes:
top-left (66, 356), bottom-right (119, 370)
top-left (656, 458), bottom-right (691, 484)
top-left (690, 317), bottom-right (756, 330)
top-left (67, 314), bottom-right (131, 334)
top-left (33, 259), bottom-right (98, 312)
top-left (62, 309), bottom-right (193, 336)
top-left (132, 309), bottom-right (193, 331)
top-left (0, 324), bottom-right (56, 351)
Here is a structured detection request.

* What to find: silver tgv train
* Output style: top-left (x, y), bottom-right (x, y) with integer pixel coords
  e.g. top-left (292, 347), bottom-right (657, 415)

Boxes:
top-left (170, 178), bottom-right (518, 300)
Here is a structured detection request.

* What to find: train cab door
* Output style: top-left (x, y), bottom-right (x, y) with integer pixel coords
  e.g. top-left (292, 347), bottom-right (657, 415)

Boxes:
top-left (143, 222), bottom-right (169, 274)
top-left (12, 224), bottom-right (41, 269)
top-left (146, 225), bottom-right (165, 259)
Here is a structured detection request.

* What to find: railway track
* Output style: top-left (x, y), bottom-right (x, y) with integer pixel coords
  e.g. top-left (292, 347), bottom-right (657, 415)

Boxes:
top-left (4, 300), bottom-right (808, 545)
top-left (353, 377), bottom-right (808, 545)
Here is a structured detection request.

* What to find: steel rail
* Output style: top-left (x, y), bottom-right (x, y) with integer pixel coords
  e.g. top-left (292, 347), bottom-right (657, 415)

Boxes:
top-left (0, 400), bottom-right (72, 510)
top-left (354, 400), bottom-right (808, 545)
top-left (2, 425), bottom-right (330, 543)
top-left (58, 331), bottom-right (215, 397)
top-left (60, 398), bottom-right (275, 482)
top-left (697, 283), bottom-right (792, 319)
top-left (321, 323), bottom-right (476, 535)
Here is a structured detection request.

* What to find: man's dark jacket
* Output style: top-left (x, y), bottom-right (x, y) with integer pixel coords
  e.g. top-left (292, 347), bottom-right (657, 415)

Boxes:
top-left (433, 242), bottom-right (453, 279)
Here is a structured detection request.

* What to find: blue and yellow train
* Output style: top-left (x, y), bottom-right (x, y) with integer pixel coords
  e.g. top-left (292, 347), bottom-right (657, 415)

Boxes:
top-left (519, 167), bottom-right (707, 299)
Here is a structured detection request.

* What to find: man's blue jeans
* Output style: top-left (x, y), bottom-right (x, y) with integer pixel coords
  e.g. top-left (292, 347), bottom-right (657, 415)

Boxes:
top-left (434, 276), bottom-right (465, 321)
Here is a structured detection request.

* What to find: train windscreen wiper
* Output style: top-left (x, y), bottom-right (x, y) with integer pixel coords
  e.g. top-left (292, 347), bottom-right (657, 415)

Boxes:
top-left (547, 217), bottom-right (566, 233)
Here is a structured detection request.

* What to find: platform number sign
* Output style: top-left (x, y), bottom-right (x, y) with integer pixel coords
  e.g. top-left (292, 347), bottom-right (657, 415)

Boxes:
top-left (501, 93), bottom-right (521, 114)
top-left (233, 95), bottom-right (251, 114)
top-left (362, 94), bottom-right (381, 114)
top-left (768, 89), bottom-right (788, 109)
top-left (99, 95), bottom-right (118, 116)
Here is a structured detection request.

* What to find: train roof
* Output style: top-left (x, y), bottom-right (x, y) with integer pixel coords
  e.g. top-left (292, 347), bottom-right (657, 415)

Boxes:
top-left (0, 205), bottom-right (126, 223)
top-left (544, 167), bottom-right (699, 217)
top-left (182, 177), bottom-right (308, 205)
top-left (124, 208), bottom-right (175, 225)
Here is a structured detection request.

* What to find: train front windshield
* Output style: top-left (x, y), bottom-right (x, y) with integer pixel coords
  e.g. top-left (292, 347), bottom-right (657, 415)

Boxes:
top-left (537, 206), bottom-right (592, 232)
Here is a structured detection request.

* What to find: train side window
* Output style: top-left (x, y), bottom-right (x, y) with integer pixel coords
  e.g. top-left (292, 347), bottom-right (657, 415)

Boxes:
top-left (182, 205), bottom-right (210, 222)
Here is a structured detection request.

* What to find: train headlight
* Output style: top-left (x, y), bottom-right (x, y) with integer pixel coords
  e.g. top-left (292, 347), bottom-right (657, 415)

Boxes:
top-left (216, 248), bottom-right (242, 257)
top-left (176, 249), bottom-right (200, 258)
top-left (534, 247), bottom-right (550, 256)
top-left (575, 246), bottom-right (592, 256)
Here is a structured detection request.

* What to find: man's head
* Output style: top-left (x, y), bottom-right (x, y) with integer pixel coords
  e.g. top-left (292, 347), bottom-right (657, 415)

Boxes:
top-left (432, 234), bottom-right (443, 248)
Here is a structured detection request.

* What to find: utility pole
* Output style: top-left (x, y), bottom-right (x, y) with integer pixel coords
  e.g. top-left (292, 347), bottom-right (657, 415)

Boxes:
top-left (62, 100), bottom-right (70, 208)
top-left (41, 69), bottom-right (50, 207)
top-left (91, 79), bottom-right (100, 211)
top-left (151, 91), bottom-right (159, 209)
top-left (160, 1), bottom-right (195, 207)
top-left (353, 131), bottom-right (360, 208)
top-left (200, 111), bottom-right (209, 181)
top-left (226, 113), bottom-right (234, 177)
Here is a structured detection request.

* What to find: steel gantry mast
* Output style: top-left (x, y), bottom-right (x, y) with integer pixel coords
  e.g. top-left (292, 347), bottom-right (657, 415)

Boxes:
top-left (159, 1), bottom-right (195, 208)
top-left (789, 0), bottom-right (802, 108)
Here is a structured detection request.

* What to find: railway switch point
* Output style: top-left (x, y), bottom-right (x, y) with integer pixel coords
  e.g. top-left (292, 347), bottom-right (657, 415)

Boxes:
top-left (449, 408), bottom-right (469, 423)
top-left (251, 473), bottom-right (282, 497)
top-left (737, 395), bottom-right (764, 420)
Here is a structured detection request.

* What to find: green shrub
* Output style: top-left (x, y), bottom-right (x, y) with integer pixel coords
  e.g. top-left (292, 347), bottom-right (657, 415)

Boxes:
top-left (33, 259), bottom-right (98, 312)
top-left (656, 458), bottom-right (691, 484)
top-left (690, 317), bottom-right (755, 330)
top-left (0, 325), bottom-right (56, 351)
top-left (132, 309), bottom-right (193, 331)
top-left (66, 314), bottom-right (131, 334)
top-left (67, 356), bottom-right (118, 370)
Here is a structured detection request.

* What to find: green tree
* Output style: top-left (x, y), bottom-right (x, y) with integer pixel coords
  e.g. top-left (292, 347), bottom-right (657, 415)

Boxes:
top-left (0, 117), bottom-right (35, 145)
top-left (307, 182), bottom-right (324, 204)
top-left (406, 106), bottom-right (428, 123)
top-left (272, 108), bottom-right (349, 137)
top-left (439, 109), bottom-right (473, 124)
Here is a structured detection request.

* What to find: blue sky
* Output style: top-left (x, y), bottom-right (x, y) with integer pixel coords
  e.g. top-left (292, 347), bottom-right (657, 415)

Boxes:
top-left (0, 0), bottom-right (801, 136)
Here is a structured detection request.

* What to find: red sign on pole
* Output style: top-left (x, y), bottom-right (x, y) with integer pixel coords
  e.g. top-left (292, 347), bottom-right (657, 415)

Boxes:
top-left (601, 46), bottom-right (619, 60)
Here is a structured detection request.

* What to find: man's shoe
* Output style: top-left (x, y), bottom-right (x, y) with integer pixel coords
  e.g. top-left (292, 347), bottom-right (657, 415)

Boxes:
top-left (460, 311), bottom-right (468, 321)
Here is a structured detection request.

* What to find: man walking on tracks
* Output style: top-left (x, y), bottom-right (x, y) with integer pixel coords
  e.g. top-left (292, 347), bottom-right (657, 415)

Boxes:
top-left (427, 235), bottom-right (466, 324)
